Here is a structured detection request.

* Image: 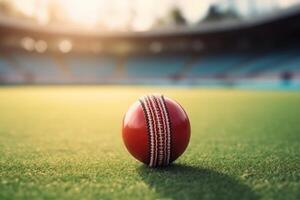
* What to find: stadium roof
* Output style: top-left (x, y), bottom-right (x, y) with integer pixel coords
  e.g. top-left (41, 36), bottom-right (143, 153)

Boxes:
top-left (1, 4), bottom-right (300, 39)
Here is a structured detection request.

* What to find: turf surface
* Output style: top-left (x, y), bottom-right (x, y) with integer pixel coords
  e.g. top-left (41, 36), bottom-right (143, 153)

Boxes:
top-left (0, 86), bottom-right (299, 200)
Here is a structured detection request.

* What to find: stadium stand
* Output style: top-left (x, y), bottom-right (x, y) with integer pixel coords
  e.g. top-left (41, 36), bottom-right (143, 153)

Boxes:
top-left (0, 49), bottom-right (299, 85)
top-left (0, 57), bottom-right (14, 75)
top-left (1, 5), bottom-right (300, 88)
top-left (65, 55), bottom-right (116, 83)
top-left (12, 53), bottom-right (62, 83)
top-left (227, 50), bottom-right (296, 77)
top-left (276, 57), bottom-right (300, 74)
top-left (257, 49), bottom-right (300, 77)
top-left (0, 55), bottom-right (24, 83)
top-left (124, 55), bottom-right (188, 78)
top-left (186, 53), bottom-right (250, 78)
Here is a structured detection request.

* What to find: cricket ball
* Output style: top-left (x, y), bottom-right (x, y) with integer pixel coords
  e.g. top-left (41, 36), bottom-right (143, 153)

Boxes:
top-left (122, 94), bottom-right (190, 167)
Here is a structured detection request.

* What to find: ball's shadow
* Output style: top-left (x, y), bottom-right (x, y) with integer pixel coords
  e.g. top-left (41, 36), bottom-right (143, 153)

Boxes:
top-left (137, 164), bottom-right (258, 200)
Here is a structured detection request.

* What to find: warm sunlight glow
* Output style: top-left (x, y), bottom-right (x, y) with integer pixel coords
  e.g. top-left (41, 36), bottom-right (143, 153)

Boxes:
top-left (59, 0), bottom-right (103, 27)
top-left (8, 0), bottom-right (211, 30)
top-left (59, 39), bottom-right (72, 53)
top-left (7, 0), bottom-right (300, 31)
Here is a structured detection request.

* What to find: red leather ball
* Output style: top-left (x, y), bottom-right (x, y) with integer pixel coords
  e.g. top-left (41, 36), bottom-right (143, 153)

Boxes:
top-left (122, 94), bottom-right (190, 167)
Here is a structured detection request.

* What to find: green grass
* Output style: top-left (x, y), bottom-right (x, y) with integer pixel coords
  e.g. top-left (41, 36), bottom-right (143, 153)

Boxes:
top-left (0, 86), bottom-right (299, 200)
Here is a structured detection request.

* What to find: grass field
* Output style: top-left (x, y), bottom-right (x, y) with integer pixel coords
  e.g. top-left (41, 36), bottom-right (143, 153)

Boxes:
top-left (0, 86), bottom-right (299, 200)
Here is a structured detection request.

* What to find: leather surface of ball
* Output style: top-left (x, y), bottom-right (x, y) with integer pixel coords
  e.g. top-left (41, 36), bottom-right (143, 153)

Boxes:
top-left (122, 94), bottom-right (190, 167)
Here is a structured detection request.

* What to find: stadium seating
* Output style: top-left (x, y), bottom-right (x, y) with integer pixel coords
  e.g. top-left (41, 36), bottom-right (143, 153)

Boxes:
top-left (277, 57), bottom-right (300, 73)
top-left (65, 55), bottom-right (116, 81)
top-left (0, 56), bottom-right (24, 83)
top-left (258, 50), bottom-right (300, 76)
top-left (12, 53), bottom-right (61, 83)
top-left (186, 53), bottom-right (249, 77)
top-left (124, 55), bottom-right (188, 77)
top-left (0, 57), bottom-right (14, 75)
top-left (227, 50), bottom-right (294, 77)
top-left (1, 48), bottom-right (300, 86)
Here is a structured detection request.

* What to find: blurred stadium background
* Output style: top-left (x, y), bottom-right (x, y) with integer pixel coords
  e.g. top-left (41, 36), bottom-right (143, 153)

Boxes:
top-left (0, 0), bottom-right (300, 89)
top-left (1, 2), bottom-right (300, 199)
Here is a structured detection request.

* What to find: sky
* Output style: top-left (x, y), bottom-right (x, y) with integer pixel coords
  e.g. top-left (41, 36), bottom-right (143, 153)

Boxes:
top-left (3, 0), bottom-right (300, 31)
